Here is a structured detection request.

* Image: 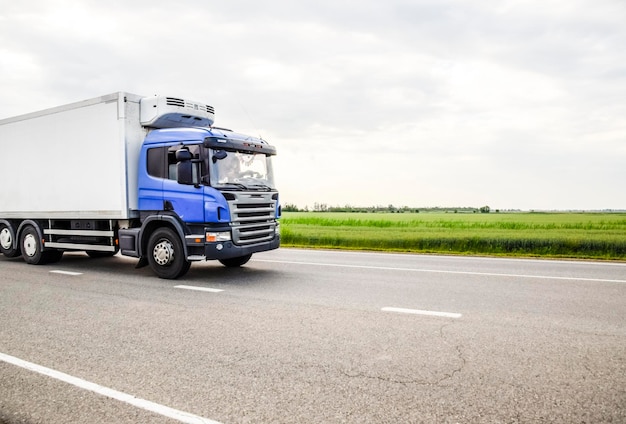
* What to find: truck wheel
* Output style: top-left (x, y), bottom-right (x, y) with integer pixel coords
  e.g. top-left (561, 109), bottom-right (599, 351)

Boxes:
top-left (147, 227), bottom-right (191, 279)
top-left (0, 223), bottom-right (20, 257)
top-left (219, 254), bottom-right (252, 268)
top-left (20, 225), bottom-right (45, 265)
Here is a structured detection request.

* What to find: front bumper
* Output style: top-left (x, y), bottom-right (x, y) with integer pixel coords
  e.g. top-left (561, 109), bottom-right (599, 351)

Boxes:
top-left (185, 235), bottom-right (280, 261)
top-left (205, 235), bottom-right (280, 260)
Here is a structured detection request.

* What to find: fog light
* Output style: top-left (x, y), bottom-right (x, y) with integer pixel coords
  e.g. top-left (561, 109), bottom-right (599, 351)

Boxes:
top-left (216, 243), bottom-right (223, 251)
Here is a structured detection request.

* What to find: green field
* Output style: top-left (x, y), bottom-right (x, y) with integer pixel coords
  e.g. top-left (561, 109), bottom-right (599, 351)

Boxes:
top-left (279, 212), bottom-right (626, 260)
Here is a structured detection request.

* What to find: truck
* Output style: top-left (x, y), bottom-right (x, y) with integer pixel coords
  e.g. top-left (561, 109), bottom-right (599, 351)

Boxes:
top-left (0, 92), bottom-right (280, 279)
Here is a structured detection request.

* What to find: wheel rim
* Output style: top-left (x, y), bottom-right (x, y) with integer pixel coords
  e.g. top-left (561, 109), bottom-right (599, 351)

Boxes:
top-left (23, 233), bottom-right (38, 257)
top-left (0, 228), bottom-right (12, 250)
top-left (153, 239), bottom-right (174, 266)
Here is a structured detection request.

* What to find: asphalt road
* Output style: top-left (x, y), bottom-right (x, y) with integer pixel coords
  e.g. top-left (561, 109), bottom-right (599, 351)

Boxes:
top-left (1, 249), bottom-right (625, 423)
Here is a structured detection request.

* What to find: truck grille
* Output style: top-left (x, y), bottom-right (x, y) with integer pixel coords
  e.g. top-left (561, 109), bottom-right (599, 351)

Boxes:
top-left (227, 192), bottom-right (277, 245)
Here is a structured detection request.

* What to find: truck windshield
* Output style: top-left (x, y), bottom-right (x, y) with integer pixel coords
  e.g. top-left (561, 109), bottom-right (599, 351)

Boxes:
top-left (209, 149), bottom-right (276, 190)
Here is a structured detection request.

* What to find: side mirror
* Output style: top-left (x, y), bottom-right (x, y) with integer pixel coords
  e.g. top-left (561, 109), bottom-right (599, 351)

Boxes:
top-left (212, 150), bottom-right (227, 163)
top-left (175, 149), bottom-right (197, 186)
top-left (175, 149), bottom-right (193, 161)
top-left (177, 162), bottom-right (194, 186)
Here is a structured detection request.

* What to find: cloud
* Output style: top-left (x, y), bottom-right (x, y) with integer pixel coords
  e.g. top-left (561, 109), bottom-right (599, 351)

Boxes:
top-left (1, 0), bottom-right (625, 210)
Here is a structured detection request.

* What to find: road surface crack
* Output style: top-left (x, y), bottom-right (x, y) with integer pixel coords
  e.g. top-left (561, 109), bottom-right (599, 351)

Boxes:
top-left (339, 322), bottom-right (466, 387)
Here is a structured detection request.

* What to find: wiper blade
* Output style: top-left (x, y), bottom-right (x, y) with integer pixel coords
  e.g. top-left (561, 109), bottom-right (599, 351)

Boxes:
top-left (220, 182), bottom-right (248, 190)
top-left (249, 184), bottom-right (273, 191)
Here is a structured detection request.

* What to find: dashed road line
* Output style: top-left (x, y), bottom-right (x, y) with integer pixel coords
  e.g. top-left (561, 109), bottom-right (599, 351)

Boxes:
top-left (382, 307), bottom-right (462, 319)
top-left (50, 270), bottom-right (83, 276)
top-left (175, 285), bottom-right (224, 293)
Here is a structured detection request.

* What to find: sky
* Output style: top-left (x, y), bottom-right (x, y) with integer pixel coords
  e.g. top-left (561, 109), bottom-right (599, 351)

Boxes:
top-left (1, 0), bottom-right (625, 211)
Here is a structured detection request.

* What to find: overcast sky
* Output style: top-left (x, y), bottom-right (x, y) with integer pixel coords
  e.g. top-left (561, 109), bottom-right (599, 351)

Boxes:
top-left (1, 0), bottom-right (624, 210)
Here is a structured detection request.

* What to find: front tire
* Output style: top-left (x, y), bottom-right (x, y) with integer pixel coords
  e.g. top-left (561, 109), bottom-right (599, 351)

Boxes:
top-left (219, 254), bottom-right (252, 268)
top-left (146, 227), bottom-right (190, 279)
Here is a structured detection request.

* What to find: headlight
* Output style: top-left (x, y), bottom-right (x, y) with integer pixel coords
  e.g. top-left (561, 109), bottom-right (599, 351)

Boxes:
top-left (206, 231), bottom-right (231, 242)
top-left (275, 223), bottom-right (280, 235)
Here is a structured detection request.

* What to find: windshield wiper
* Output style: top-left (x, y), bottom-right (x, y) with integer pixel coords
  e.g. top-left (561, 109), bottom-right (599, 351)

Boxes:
top-left (249, 184), bottom-right (273, 191)
top-left (220, 182), bottom-right (248, 190)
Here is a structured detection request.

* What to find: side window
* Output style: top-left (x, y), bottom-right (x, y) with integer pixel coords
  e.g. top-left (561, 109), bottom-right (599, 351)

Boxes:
top-left (147, 147), bottom-right (167, 179)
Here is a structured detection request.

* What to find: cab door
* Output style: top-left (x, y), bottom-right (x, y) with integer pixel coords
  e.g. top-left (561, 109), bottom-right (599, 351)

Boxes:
top-left (161, 144), bottom-right (206, 223)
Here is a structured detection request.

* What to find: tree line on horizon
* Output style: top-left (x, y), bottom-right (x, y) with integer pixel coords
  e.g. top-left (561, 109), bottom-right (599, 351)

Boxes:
top-left (282, 203), bottom-right (496, 214)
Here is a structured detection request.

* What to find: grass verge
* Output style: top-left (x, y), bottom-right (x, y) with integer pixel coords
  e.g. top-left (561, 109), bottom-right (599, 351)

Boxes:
top-left (279, 212), bottom-right (626, 260)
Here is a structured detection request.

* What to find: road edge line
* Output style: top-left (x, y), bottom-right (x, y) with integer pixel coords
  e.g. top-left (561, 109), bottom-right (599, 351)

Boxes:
top-left (0, 352), bottom-right (221, 424)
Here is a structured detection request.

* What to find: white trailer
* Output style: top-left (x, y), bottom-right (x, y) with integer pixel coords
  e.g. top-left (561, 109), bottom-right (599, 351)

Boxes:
top-left (0, 92), bottom-right (280, 278)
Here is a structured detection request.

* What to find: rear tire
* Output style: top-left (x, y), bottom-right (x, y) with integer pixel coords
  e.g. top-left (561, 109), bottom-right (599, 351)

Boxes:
top-left (19, 225), bottom-right (63, 265)
top-left (219, 254), bottom-right (252, 267)
top-left (20, 225), bottom-right (45, 265)
top-left (0, 223), bottom-right (20, 258)
top-left (146, 227), bottom-right (191, 279)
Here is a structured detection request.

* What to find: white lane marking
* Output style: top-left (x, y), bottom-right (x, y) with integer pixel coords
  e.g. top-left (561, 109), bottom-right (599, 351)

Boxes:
top-left (0, 352), bottom-right (221, 424)
top-left (175, 285), bottom-right (224, 293)
top-left (253, 259), bottom-right (626, 284)
top-left (382, 307), bottom-right (462, 319)
top-left (299, 249), bottom-right (626, 267)
top-left (50, 270), bottom-right (83, 276)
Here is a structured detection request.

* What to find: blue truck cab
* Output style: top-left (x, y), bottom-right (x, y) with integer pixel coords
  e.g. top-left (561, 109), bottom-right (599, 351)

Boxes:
top-left (120, 126), bottom-right (280, 279)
